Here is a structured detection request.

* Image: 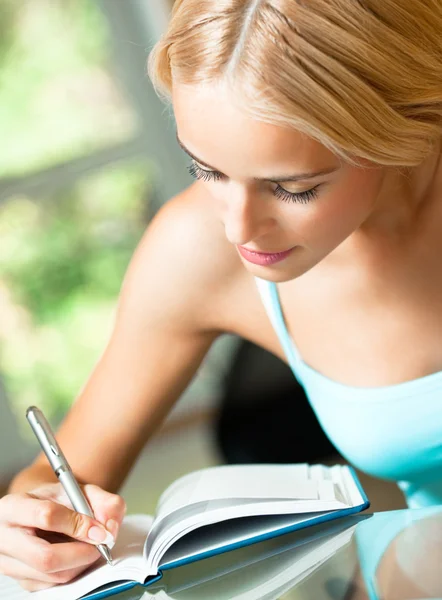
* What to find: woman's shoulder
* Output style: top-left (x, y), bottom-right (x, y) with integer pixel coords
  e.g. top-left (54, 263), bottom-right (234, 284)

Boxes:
top-left (124, 181), bottom-right (246, 333)
top-left (152, 180), bottom-right (244, 290)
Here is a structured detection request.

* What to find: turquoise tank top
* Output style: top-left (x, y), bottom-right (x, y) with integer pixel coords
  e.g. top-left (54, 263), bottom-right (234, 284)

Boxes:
top-left (255, 277), bottom-right (442, 509)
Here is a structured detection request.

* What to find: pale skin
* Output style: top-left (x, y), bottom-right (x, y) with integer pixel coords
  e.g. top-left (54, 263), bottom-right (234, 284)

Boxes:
top-left (2, 80), bottom-right (442, 592)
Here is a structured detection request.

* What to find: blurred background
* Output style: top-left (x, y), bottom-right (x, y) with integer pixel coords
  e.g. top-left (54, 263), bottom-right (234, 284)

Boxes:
top-left (0, 0), bottom-right (236, 498)
top-left (0, 0), bottom-right (405, 514)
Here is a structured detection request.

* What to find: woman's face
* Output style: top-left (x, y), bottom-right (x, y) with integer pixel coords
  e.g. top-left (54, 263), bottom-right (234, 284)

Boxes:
top-left (173, 81), bottom-right (389, 283)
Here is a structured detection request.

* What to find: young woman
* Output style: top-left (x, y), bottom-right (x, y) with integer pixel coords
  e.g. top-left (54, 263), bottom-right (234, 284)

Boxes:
top-left (2, 0), bottom-right (442, 591)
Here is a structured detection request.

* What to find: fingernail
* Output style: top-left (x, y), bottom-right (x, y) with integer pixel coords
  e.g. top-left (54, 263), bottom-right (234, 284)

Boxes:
top-left (88, 526), bottom-right (115, 546)
top-left (106, 519), bottom-right (119, 539)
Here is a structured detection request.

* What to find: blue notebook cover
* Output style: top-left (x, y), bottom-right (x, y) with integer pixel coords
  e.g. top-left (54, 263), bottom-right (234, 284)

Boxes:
top-left (81, 467), bottom-right (369, 600)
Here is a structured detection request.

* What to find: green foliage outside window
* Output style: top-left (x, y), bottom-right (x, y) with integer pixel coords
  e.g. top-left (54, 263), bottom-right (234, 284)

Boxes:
top-left (0, 163), bottom-right (152, 429)
top-left (0, 0), bottom-right (137, 178)
top-left (0, 0), bottom-right (152, 433)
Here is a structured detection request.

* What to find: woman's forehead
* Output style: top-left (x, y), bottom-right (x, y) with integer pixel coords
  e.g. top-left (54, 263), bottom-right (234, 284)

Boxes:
top-left (173, 83), bottom-right (338, 174)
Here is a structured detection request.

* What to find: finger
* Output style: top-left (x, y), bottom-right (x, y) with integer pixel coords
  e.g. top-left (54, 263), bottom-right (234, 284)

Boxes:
top-left (0, 494), bottom-right (114, 546)
top-left (0, 553), bottom-right (91, 585)
top-left (80, 484), bottom-right (127, 531)
top-left (25, 482), bottom-right (65, 503)
top-left (0, 526), bottom-right (101, 573)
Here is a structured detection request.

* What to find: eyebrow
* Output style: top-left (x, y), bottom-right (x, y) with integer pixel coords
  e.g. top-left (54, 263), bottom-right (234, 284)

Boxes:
top-left (176, 134), bottom-right (339, 183)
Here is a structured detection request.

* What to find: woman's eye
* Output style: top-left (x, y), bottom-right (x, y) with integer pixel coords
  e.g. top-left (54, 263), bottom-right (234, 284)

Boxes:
top-left (187, 161), bottom-right (319, 204)
top-left (274, 184), bottom-right (320, 204)
top-left (187, 162), bottom-right (222, 182)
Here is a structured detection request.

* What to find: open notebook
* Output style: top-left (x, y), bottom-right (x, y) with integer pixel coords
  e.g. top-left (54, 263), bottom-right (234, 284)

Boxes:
top-left (0, 463), bottom-right (368, 599)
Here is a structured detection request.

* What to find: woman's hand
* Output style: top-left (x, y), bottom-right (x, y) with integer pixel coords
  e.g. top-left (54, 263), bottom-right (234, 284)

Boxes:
top-left (0, 481), bottom-right (126, 592)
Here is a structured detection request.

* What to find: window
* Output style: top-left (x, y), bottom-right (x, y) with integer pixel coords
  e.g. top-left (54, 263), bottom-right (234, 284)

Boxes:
top-left (0, 0), bottom-right (189, 442)
top-left (0, 0), bottom-right (237, 453)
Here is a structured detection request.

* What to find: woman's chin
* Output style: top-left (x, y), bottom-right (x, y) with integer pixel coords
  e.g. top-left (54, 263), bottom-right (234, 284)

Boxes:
top-left (241, 260), bottom-right (311, 283)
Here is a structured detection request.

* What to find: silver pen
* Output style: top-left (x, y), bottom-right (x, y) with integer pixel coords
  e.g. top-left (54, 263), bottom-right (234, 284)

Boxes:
top-left (26, 406), bottom-right (113, 565)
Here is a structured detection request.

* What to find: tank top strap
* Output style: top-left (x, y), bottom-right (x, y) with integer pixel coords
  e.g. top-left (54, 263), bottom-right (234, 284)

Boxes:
top-left (254, 276), bottom-right (302, 374)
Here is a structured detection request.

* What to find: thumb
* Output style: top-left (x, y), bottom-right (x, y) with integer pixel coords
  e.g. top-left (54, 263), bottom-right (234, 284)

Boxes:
top-left (25, 494), bottom-right (116, 548)
top-left (33, 481), bottom-right (124, 546)
top-left (41, 483), bottom-right (119, 547)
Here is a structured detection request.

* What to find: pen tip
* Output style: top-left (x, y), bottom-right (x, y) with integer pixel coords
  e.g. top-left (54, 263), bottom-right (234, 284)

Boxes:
top-left (98, 544), bottom-right (114, 566)
top-left (98, 544), bottom-right (113, 566)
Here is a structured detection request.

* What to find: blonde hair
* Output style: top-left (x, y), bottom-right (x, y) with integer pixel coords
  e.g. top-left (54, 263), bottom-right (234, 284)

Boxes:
top-left (148, 0), bottom-right (442, 167)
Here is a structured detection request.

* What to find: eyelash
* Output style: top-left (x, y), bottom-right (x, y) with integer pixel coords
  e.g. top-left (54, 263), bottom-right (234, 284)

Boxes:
top-left (187, 162), bottom-right (319, 204)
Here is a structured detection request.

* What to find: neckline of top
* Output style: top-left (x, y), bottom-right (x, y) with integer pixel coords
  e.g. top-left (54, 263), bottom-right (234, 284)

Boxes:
top-left (261, 277), bottom-right (442, 402)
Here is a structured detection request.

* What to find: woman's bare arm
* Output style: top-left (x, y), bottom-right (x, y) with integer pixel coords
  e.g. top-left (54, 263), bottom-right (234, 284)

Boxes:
top-left (9, 183), bottom-right (230, 494)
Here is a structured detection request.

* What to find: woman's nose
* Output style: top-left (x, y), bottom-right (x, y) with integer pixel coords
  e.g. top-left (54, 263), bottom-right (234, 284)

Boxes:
top-left (223, 182), bottom-right (274, 246)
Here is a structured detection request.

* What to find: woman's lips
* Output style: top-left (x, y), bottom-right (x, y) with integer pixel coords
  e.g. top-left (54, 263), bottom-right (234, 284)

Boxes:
top-left (237, 245), bottom-right (294, 266)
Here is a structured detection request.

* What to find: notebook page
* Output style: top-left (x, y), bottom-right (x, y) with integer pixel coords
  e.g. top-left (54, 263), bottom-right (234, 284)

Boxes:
top-left (35, 515), bottom-right (153, 600)
top-left (159, 512), bottom-right (361, 570)
top-left (0, 575), bottom-right (33, 599)
top-left (149, 494), bottom-right (348, 555)
top-left (159, 512), bottom-right (328, 568)
top-left (341, 466), bottom-right (365, 506)
top-left (0, 515), bottom-right (153, 600)
top-left (156, 465), bottom-right (320, 521)
top-left (148, 500), bottom-right (352, 574)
